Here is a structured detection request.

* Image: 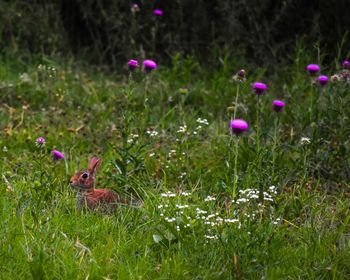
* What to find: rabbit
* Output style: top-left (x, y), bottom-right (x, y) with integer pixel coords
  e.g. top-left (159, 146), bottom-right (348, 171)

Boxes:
top-left (70, 156), bottom-right (120, 213)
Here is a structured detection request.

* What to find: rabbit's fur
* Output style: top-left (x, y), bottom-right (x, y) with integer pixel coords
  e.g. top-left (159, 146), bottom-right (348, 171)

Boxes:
top-left (70, 156), bottom-right (120, 213)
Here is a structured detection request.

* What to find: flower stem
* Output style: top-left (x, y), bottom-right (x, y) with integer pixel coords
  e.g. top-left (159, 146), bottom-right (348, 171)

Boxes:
top-left (144, 75), bottom-right (151, 111)
top-left (233, 84), bottom-right (240, 120)
top-left (256, 96), bottom-right (264, 201)
top-left (232, 137), bottom-right (240, 199)
top-left (256, 96), bottom-right (261, 153)
top-left (272, 116), bottom-right (279, 182)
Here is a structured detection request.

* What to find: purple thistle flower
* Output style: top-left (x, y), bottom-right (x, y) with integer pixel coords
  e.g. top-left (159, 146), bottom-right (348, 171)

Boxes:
top-left (232, 69), bottom-right (246, 82)
top-left (143, 60), bottom-right (157, 73)
top-left (317, 75), bottom-right (329, 86)
top-left (153, 9), bottom-right (163, 16)
top-left (237, 69), bottom-right (245, 79)
top-left (52, 150), bottom-right (64, 161)
top-left (230, 119), bottom-right (249, 136)
top-left (331, 74), bottom-right (340, 82)
top-left (35, 137), bottom-right (45, 147)
top-left (253, 82), bottom-right (267, 95)
top-left (131, 3), bottom-right (140, 12)
top-left (272, 100), bottom-right (285, 112)
top-left (343, 60), bottom-right (350, 69)
top-left (306, 64), bottom-right (320, 75)
top-left (128, 59), bottom-right (139, 70)
top-left (341, 71), bottom-right (349, 81)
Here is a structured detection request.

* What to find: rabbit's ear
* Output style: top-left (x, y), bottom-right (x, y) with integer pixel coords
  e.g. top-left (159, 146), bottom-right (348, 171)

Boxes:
top-left (88, 156), bottom-right (101, 175)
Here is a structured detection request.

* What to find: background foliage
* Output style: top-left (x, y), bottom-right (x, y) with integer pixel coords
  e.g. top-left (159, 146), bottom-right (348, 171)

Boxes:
top-left (1, 0), bottom-right (350, 67)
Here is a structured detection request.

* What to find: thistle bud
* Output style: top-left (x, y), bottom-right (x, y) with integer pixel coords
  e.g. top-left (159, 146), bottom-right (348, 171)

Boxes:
top-left (227, 106), bottom-right (235, 113)
top-left (179, 88), bottom-right (189, 95)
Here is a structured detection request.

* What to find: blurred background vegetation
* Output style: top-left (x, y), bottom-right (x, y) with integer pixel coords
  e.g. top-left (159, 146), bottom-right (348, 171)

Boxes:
top-left (0, 0), bottom-right (349, 68)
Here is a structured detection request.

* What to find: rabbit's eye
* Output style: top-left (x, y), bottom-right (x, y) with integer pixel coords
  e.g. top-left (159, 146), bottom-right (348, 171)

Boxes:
top-left (82, 173), bottom-right (88, 179)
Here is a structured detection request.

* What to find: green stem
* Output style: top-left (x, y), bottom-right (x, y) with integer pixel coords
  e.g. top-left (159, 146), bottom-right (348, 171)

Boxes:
top-left (180, 94), bottom-right (185, 122)
top-left (233, 84), bottom-right (240, 120)
top-left (256, 96), bottom-right (261, 153)
top-left (232, 137), bottom-right (240, 198)
top-left (144, 75), bottom-right (151, 111)
top-left (302, 148), bottom-right (309, 185)
top-left (272, 116), bottom-right (279, 182)
top-left (256, 96), bottom-right (264, 201)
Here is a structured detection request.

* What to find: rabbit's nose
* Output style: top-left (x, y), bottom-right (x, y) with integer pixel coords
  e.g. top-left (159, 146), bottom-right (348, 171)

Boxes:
top-left (69, 180), bottom-right (73, 185)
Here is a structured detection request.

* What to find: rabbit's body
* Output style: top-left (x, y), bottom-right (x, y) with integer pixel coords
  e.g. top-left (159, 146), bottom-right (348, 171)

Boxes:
top-left (76, 188), bottom-right (119, 212)
top-left (70, 156), bottom-right (120, 213)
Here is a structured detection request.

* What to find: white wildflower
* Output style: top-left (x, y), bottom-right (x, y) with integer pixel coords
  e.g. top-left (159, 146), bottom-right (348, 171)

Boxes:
top-left (204, 195), bottom-right (216, 202)
top-left (181, 191), bottom-right (191, 196)
top-left (175, 204), bottom-right (189, 209)
top-left (161, 192), bottom-right (176, 198)
top-left (177, 124), bottom-right (187, 133)
top-left (146, 130), bottom-right (158, 137)
top-left (164, 217), bottom-right (176, 223)
top-left (127, 134), bottom-right (139, 144)
top-left (196, 118), bottom-right (209, 125)
top-left (195, 208), bottom-right (207, 214)
top-left (204, 235), bottom-right (218, 240)
top-left (224, 218), bottom-right (239, 223)
top-left (300, 137), bottom-right (311, 145)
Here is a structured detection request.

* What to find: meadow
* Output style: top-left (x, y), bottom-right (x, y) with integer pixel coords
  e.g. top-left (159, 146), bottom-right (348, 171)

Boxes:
top-left (1, 51), bottom-right (350, 279)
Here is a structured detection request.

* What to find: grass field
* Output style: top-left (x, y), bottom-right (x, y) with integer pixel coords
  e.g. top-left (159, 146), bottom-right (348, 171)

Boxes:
top-left (1, 52), bottom-right (350, 279)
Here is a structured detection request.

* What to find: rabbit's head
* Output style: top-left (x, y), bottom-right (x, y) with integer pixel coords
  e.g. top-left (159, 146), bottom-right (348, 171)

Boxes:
top-left (70, 156), bottom-right (101, 192)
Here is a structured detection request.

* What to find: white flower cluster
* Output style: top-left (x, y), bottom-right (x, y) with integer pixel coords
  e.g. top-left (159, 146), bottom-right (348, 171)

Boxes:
top-left (204, 235), bottom-right (218, 240)
top-left (160, 191), bottom-right (176, 198)
top-left (234, 187), bottom-right (276, 204)
top-left (196, 208), bottom-right (208, 214)
top-left (196, 118), bottom-right (209, 125)
top-left (195, 210), bottom-right (239, 227)
top-left (189, 118), bottom-right (209, 134)
top-left (231, 186), bottom-right (281, 225)
top-left (178, 172), bottom-right (187, 179)
top-left (175, 204), bottom-right (189, 209)
top-left (300, 137), bottom-right (311, 145)
top-left (177, 124), bottom-right (187, 133)
top-left (268, 185), bottom-right (277, 194)
top-left (164, 217), bottom-right (176, 222)
top-left (204, 195), bottom-right (216, 202)
top-left (146, 129), bottom-right (158, 137)
top-left (156, 187), bottom-right (281, 244)
top-left (156, 194), bottom-right (242, 243)
top-left (181, 191), bottom-right (191, 196)
top-left (127, 134), bottom-right (139, 144)
top-left (273, 217), bottom-right (281, 225)
top-left (37, 64), bottom-right (57, 79)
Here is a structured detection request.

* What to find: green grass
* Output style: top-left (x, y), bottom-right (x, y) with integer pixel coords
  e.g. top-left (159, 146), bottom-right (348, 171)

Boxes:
top-left (1, 52), bottom-right (350, 279)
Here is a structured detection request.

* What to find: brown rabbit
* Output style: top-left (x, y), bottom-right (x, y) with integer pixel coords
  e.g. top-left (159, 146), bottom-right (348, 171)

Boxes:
top-left (70, 156), bottom-right (120, 213)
